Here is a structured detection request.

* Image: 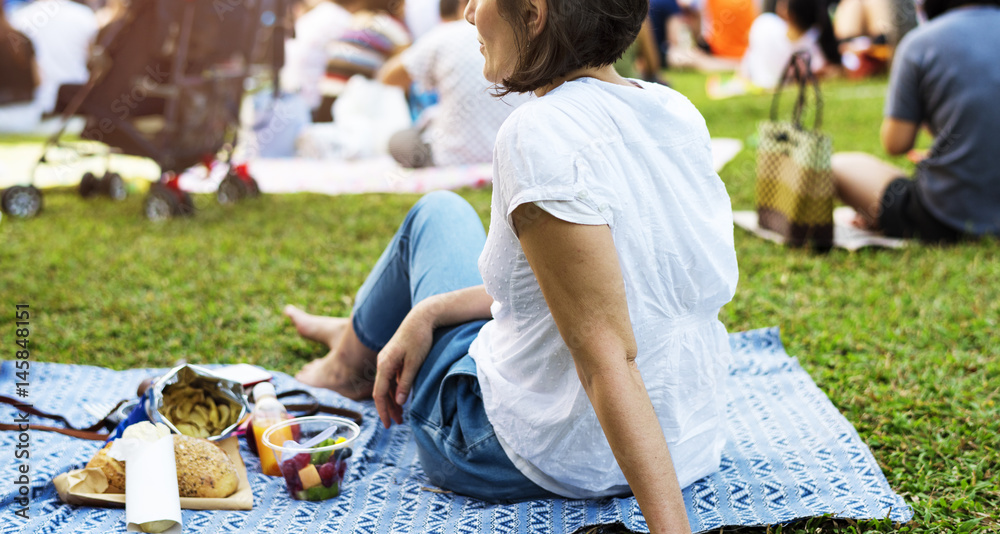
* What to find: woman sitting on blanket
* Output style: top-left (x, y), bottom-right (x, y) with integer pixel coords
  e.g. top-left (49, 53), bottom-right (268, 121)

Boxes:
top-left (286, 0), bottom-right (738, 531)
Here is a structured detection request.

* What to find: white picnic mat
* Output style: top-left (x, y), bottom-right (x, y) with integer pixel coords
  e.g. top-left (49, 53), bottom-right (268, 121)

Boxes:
top-left (733, 207), bottom-right (908, 250)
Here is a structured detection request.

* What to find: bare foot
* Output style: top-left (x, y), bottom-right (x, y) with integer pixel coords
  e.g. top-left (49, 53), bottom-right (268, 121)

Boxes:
top-left (293, 316), bottom-right (379, 400)
top-left (283, 305), bottom-right (350, 348)
top-left (295, 351), bottom-right (375, 400)
top-left (850, 212), bottom-right (879, 231)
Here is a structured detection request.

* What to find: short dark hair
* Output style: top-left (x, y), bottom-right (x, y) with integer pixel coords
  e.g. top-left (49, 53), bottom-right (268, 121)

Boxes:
top-left (922, 0), bottom-right (1000, 19)
top-left (495, 0), bottom-right (648, 95)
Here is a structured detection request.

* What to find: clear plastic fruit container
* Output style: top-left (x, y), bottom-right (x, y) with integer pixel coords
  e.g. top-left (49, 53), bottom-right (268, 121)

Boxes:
top-left (262, 415), bottom-right (361, 501)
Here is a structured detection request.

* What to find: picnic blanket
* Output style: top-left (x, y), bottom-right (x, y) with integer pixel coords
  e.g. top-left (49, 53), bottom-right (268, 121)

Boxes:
top-left (0, 327), bottom-right (911, 534)
top-left (734, 207), bottom-right (908, 250)
top-left (178, 157), bottom-right (494, 197)
top-left (176, 138), bottom-right (743, 196)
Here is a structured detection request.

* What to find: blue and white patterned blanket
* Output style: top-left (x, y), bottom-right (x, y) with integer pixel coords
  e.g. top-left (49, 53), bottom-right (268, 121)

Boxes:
top-left (0, 328), bottom-right (912, 533)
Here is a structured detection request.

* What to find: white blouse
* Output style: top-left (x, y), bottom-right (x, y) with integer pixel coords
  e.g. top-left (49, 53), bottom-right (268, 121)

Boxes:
top-left (468, 77), bottom-right (739, 498)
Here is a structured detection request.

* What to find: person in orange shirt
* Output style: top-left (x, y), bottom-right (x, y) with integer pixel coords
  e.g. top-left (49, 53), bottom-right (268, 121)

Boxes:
top-left (702, 0), bottom-right (757, 58)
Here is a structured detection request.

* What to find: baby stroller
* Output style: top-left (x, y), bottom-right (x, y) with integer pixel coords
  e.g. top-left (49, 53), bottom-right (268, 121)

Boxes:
top-left (1, 0), bottom-right (289, 220)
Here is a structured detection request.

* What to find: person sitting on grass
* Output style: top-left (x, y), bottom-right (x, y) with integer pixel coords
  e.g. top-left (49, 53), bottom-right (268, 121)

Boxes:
top-left (833, 0), bottom-right (896, 78)
top-left (831, 0), bottom-right (1000, 242)
top-left (9, 0), bottom-right (98, 117)
top-left (750, 0), bottom-right (840, 85)
top-left (377, 0), bottom-right (525, 168)
top-left (285, 0), bottom-right (738, 531)
top-left (0, 7), bottom-right (39, 132)
top-left (709, 0), bottom-right (841, 98)
top-left (281, 0), bottom-right (355, 122)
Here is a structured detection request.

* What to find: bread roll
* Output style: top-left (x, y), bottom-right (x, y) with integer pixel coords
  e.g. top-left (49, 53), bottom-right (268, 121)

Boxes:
top-left (86, 435), bottom-right (239, 498)
top-left (86, 443), bottom-right (126, 492)
top-left (172, 434), bottom-right (239, 498)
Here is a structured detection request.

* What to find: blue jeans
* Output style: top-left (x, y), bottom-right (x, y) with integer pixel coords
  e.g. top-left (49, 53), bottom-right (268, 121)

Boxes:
top-left (350, 191), bottom-right (557, 503)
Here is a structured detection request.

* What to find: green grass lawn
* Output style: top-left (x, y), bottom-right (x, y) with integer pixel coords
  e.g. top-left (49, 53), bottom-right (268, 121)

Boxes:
top-left (2, 72), bottom-right (997, 532)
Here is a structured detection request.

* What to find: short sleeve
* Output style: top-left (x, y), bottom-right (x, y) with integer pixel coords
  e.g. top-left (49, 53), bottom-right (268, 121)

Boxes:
top-left (533, 199), bottom-right (608, 226)
top-left (495, 104), bottom-right (618, 234)
top-left (400, 31), bottom-right (439, 88)
top-left (884, 35), bottom-right (922, 124)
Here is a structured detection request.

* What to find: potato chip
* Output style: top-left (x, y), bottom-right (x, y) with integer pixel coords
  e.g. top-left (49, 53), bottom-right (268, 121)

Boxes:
top-left (175, 399), bottom-right (193, 420)
top-left (204, 397), bottom-right (217, 424)
top-left (218, 404), bottom-right (231, 427)
top-left (160, 380), bottom-right (242, 438)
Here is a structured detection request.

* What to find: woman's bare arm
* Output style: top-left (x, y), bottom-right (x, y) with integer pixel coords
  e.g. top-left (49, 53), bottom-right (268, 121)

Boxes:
top-left (373, 285), bottom-right (493, 427)
top-left (421, 284), bottom-right (494, 328)
top-left (512, 204), bottom-right (691, 534)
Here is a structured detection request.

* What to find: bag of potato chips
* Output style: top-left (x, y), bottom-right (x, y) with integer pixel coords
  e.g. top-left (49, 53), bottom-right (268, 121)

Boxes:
top-left (108, 365), bottom-right (248, 443)
top-left (148, 364), bottom-right (249, 441)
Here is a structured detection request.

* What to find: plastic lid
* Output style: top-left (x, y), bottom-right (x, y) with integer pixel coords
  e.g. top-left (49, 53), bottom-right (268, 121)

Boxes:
top-left (252, 381), bottom-right (277, 401)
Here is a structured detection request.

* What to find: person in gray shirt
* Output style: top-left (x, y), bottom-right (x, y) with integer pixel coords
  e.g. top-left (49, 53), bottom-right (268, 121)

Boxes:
top-left (830, 0), bottom-right (1000, 242)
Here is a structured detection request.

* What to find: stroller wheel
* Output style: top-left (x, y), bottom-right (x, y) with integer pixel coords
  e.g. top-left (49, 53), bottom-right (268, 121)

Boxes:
top-left (177, 191), bottom-right (195, 216)
top-left (105, 172), bottom-right (128, 201)
top-left (217, 173), bottom-right (247, 205)
top-left (243, 176), bottom-right (260, 198)
top-left (80, 172), bottom-right (98, 198)
top-left (2, 185), bottom-right (44, 218)
top-left (144, 184), bottom-right (179, 221)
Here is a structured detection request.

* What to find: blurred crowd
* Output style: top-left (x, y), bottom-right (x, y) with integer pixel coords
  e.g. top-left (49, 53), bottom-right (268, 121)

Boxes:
top-left (2, 0), bottom-right (918, 145)
top-left (1, 0), bottom-right (98, 132)
top-left (0, 0), bottom-right (987, 175)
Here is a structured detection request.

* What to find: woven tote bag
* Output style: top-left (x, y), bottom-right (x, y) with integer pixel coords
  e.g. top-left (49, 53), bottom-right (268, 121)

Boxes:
top-left (755, 51), bottom-right (834, 251)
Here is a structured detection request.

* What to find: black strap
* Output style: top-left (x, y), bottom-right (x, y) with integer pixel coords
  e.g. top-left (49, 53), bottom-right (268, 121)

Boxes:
top-left (274, 389), bottom-right (364, 426)
top-left (0, 395), bottom-right (121, 440)
top-left (0, 422), bottom-right (110, 441)
top-left (0, 395), bottom-right (125, 433)
top-left (769, 51), bottom-right (824, 131)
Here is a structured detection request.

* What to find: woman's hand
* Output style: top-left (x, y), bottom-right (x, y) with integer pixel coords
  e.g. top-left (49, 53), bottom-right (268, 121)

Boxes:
top-left (372, 303), bottom-right (436, 428)
top-left (371, 285), bottom-right (494, 428)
